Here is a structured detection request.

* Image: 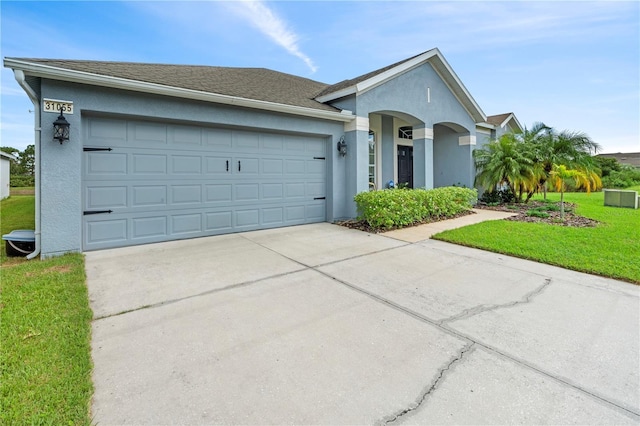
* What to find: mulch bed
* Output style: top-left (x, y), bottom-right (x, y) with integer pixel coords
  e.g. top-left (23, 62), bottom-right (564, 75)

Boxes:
top-left (336, 210), bottom-right (476, 233)
top-left (476, 200), bottom-right (599, 227)
top-left (338, 200), bottom-right (599, 232)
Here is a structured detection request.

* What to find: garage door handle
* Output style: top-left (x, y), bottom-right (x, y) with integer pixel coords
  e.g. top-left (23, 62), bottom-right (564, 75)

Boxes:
top-left (238, 161), bottom-right (241, 172)
top-left (226, 160), bottom-right (229, 172)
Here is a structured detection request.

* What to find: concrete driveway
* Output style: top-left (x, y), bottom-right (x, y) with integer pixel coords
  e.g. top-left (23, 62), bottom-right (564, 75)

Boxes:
top-left (86, 223), bottom-right (640, 424)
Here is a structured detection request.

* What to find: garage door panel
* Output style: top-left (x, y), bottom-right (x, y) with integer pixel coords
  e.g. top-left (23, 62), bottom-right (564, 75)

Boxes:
top-left (128, 122), bottom-right (168, 145)
top-left (306, 203), bottom-right (326, 221)
top-left (172, 156), bottom-right (202, 174)
top-left (132, 154), bottom-right (167, 175)
top-left (262, 158), bottom-right (283, 174)
top-left (86, 219), bottom-right (128, 244)
top-left (205, 211), bottom-right (233, 231)
top-left (262, 183), bottom-right (283, 200)
top-left (233, 131), bottom-right (260, 150)
top-left (204, 128), bottom-right (233, 149)
top-left (306, 160), bottom-right (325, 176)
top-left (234, 157), bottom-right (259, 174)
top-left (171, 213), bottom-right (202, 234)
top-left (171, 185), bottom-right (202, 204)
top-left (307, 182), bottom-right (325, 198)
top-left (235, 184), bottom-right (259, 201)
top-left (132, 216), bottom-right (167, 239)
top-left (285, 159), bottom-right (305, 174)
top-left (262, 207), bottom-right (284, 224)
top-left (86, 117), bottom-right (127, 145)
top-left (86, 186), bottom-right (128, 209)
top-left (236, 209), bottom-right (260, 227)
top-left (262, 134), bottom-right (284, 151)
top-left (170, 125), bottom-right (202, 146)
top-left (205, 156), bottom-right (232, 174)
top-left (205, 184), bottom-right (232, 202)
top-left (83, 117), bottom-right (326, 250)
top-left (86, 152), bottom-right (128, 175)
top-left (132, 185), bottom-right (167, 207)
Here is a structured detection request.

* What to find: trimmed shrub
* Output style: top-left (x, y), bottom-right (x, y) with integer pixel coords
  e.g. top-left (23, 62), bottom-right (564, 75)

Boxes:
top-left (526, 210), bottom-right (550, 218)
top-left (601, 166), bottom-right (640, 189)
top-left (10, 175), bottom-right (34, 187)
top-left (479, 188), bottom-right (515, 204)
top-left (354, 186), bottom-right (477, 230)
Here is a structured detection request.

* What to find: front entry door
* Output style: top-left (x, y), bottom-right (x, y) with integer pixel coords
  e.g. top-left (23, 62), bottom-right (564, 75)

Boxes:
top-left (397, 145), bottom-right (413, 188)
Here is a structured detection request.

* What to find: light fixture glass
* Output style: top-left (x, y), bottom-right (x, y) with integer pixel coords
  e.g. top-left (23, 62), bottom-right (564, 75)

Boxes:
top-left (53, 108), bottom-right (70, 144)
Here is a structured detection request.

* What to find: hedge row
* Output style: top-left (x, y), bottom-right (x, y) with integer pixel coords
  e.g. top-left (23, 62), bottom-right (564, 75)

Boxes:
top-left (354, 186), bottom-right (477, 230)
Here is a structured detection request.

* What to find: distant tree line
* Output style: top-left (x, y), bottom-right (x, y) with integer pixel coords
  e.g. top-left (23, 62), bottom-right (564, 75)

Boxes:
top-left (1, 145), bottom-right (35, 187)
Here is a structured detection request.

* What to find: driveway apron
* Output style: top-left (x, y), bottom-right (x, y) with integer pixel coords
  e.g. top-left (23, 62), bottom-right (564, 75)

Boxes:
top-left (86, 223), bottom-right (640, 424)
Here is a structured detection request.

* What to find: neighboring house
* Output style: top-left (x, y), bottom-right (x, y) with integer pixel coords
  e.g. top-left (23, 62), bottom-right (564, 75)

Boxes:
top-left (597, 152), bottom-right (640, 169)
top-left (0, 151), bottom-right (17, 200)
top-left (4, 48), bottom-right (521, 256)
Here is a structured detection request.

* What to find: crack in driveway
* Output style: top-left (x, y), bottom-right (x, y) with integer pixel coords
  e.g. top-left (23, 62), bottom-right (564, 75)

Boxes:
top-left (378, 342), bottom-right (476, 425)
top-left (438, 278), bottom-right (552, 325)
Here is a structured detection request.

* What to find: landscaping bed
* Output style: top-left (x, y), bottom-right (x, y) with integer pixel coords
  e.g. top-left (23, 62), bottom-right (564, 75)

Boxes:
top-left (477, 200), bottom-right (600, 227)
top-left (338, 209), bottom-right (476, 233)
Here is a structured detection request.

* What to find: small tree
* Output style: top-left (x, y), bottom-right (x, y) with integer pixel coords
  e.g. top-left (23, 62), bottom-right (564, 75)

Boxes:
top-left (549, 164), bottom-right (600, 220)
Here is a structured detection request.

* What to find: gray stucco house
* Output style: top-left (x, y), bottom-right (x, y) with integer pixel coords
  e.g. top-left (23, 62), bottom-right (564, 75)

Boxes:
top-left (4, 48), bottom-right (522, 257)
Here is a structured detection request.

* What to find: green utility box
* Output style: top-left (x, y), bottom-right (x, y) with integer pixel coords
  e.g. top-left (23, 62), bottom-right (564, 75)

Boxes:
top-left (603, 189), bottom-right (639, 209)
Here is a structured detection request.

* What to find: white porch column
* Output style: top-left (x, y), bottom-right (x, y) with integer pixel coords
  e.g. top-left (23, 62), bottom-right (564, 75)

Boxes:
top-left (413, 126), bottom-right (434, 189)
top-left (344, 116), bottom-right (370, 217)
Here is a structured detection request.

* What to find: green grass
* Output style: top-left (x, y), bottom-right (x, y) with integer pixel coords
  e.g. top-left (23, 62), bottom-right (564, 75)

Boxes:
top-left (1, 196), bottom-right (93, 424)
top-left (434, 189), bottom-right (640, 284)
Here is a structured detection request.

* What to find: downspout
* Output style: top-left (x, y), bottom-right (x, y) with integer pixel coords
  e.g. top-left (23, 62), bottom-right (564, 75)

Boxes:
top-left (13, 70), bottom-right (41, 259)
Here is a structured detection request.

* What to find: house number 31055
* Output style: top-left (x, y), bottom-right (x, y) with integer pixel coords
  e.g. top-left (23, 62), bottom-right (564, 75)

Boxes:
top-left (43, 99), bottom-right (74, 114)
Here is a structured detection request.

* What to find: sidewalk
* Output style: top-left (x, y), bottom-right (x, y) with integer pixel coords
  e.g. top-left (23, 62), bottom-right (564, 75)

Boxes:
top-left (382, 208), bottom-right (517, 243)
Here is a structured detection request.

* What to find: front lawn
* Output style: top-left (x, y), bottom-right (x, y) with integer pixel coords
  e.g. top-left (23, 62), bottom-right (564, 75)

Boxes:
top-left (433, 189), bottom-right (640, 284)
top-left (0, 195), bottom-right (93, 424)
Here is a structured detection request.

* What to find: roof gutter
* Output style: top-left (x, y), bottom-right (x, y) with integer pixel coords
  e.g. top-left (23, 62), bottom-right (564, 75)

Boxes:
top-left (13, 69), bottom-right (41, 260)
top-left (4, 58), bottom-right (355, 123)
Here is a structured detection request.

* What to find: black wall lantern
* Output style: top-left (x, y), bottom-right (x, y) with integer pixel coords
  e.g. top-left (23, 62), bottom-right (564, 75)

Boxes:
top-left (336, 136), bottom-right (347, 157)
top-left (53, 106), bottom-right (70, 144)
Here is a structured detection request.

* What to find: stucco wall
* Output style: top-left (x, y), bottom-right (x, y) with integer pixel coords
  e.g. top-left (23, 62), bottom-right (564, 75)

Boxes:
top-left (356, 62), bottom-right (476, 131)
top-left (341, 62), bottom-right (477, 193)
top-left (433, 124), bottom-right (474, 188)
top-left (39, 79), bottom-right (346, 256)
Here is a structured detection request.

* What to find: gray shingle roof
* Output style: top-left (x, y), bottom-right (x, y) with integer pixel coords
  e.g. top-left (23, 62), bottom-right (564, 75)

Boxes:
top-left (315, 52), bottom-right (425, 99)
top-left (11, 59), bottom-right (338, 112)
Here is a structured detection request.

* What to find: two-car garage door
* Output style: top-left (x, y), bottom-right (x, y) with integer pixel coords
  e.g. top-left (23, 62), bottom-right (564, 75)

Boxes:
top-left (82, 116), bottom-right (327, 251)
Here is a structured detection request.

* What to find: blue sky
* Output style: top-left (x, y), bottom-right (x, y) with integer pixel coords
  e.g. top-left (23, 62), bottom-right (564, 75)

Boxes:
top-left (1, 1), bottom-right (638, 153)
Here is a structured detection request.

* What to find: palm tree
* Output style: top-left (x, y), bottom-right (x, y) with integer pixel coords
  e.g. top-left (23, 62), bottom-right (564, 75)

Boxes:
top-left (549, 164), bottom-right (600, 220)
top-left (531, 129), bottom-right (602, 199)
top-left (473, 133), bottom-right (536, 203)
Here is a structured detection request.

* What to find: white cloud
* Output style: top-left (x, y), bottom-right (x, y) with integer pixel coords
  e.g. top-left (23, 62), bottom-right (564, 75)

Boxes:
top-left (226, 0), bottom-right (317, 73)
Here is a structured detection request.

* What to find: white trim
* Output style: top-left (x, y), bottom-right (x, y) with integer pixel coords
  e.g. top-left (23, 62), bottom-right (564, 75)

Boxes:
top-left (476, 122), bottom-right (494, 130)
top-left (413, 127), bottom-right (433, 140)
top-left (458, 135), bottom-right (477, 146)
top-left (344, 116), bottom-right (370, 133)
top-left (475, 128), bottom-right (491, 135)
top-left (0, 151), bottom-right (17, 161)
top-left (356, 50), bottom-right (439, 94)
top-left (5, 58), bottom-right (356, 123)
top-left (315, 87), bottom-right (356, 103)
